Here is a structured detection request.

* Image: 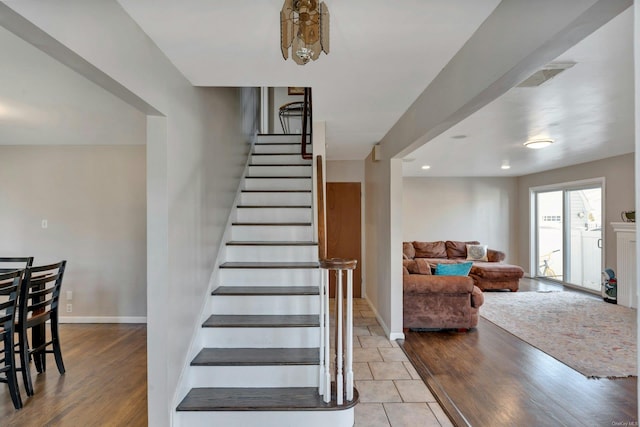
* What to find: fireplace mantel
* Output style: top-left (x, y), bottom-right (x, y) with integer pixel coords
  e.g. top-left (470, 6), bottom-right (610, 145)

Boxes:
top-left (611, 222), bottom-right (637, 308)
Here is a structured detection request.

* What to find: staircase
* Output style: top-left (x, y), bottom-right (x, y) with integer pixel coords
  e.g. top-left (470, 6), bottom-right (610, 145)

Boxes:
top-left (175, 134), bottom-right (357, 427)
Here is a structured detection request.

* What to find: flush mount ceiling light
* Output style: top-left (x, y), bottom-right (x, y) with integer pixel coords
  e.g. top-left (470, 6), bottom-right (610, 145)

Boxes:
top-left (523, 139), bottom-right (554, 149)
top-left (421, 165), bottom-right (431, 170)
top-left (281, 0), bottom-right (329, 65)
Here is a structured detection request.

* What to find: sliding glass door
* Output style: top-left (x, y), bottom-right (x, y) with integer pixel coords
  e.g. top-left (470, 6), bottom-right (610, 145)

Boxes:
top-left (533, 181), bottom-right (603, 291)
top-left (536, 191), bottom-right (564, 280)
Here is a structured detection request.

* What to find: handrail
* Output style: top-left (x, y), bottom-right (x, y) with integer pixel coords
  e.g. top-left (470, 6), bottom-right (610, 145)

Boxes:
top-left (301, 87), bottom-right (312, 160)
top-left (316, 155), bottom-right (326, 260)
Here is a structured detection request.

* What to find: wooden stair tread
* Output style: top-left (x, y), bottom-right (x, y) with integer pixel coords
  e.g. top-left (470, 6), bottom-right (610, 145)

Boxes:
top-left (236, 205), bottom-right (311, 209)
top-left (248, 164), bottom-right (311, 167)
top-left (220, 262), bottom-right (319, 269)
top-left (226, 241), bottom-right (317, 246)
top-left (177, 386), bottom-right (358, 412)
top-left (241, 190), bottom-right (311, 193)
top-left (192, 348), bottom-right (319, 366)
top-left (212, 286), bottom-right (319, 296)
top-left (203, 314), bottom-right (319, 328)
top-left (244, 176), bottom-right (311, 179)
top-left (251, 152), bottom-right (310, 156)
top-left (232, 222), bottom-right (311, 227)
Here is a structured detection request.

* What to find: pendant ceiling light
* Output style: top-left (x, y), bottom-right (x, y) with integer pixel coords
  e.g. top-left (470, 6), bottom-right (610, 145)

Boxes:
top-left (281, 0), bottom-right (330, 65)
top-left (523, 139), bottom-right (554, 149)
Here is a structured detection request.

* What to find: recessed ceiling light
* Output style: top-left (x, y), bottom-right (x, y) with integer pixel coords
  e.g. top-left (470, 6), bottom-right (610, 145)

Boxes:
top-left (421, 165), bottom-right (431, 170)
top-left (501, 164), bottom-right (511, 170)
top-left (524, 139), bottom-right (554, 149)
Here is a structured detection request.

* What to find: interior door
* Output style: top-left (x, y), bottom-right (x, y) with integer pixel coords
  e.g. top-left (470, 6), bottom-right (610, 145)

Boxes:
top-left (326, 182), bottom-right (362, 298)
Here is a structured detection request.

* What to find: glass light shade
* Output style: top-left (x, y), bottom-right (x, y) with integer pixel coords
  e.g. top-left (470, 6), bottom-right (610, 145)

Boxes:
top-left (524, 139), bottom-right (554, 149)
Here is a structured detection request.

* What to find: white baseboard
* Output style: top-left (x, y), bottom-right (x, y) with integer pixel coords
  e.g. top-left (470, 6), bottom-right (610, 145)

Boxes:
top-left (59, 316), bottom-right (147, 324)
top-left (361, 298), bottom-right (405, 341)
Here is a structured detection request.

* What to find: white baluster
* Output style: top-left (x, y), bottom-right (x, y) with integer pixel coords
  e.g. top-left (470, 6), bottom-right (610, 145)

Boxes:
top-left (345, 268), bottom-right (354, 401)
top-left (318, 267), bottom-right (325, 397)
top-left (335, 269), bottom-right (343, 405)
top-left (323, 268), bottom-right (331, 403)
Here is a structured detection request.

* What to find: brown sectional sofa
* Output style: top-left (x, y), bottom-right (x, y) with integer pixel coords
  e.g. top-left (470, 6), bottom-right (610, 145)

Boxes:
top-left (403, 240), bottom-right (524, 292)
top-left (402, 240), bottom-right (524, 331)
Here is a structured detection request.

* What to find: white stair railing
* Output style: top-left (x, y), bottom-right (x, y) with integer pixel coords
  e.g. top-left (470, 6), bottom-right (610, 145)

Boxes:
top-left (318, 258), bottom-right (357, 404)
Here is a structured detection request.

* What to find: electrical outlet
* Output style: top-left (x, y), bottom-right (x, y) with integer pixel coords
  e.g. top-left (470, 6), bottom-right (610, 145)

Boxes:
top-left (66, 304), bottom-right (72, 313)
top-left (67, 290), bottom-right (73, 300)
top-left (41, 219), bottom-right (48, 229)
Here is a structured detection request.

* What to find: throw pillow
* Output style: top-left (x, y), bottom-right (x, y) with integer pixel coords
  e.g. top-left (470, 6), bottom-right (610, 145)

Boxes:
top-left (434, 262), bottom-right (473, 276)
top-left (446, 240), bottom-right (480, 258)
top-left (466, 244), bottom-right (488, 261)
top-left (403, 242), bottom-right (415, 260)
top-left (404, 259), bottom-right (432, 275)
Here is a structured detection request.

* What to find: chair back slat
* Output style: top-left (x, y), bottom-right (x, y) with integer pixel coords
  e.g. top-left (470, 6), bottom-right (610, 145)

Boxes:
top-left (0, 258), bottom-right (34, 273)
top-left (0, 271), bottom-right (21, 335)
top-left (20, 261), bottom-right (66, 326)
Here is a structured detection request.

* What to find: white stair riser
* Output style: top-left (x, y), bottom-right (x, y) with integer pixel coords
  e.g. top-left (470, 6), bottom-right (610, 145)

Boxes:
top-left (236, 207), bottom-right (311, 223)
top-left (226, 245), bottom-right (317, 262)
top-left (188, 365), bottom-right (318, 388)
top-left (220, 268), bottom-right (320, 285)
top-left (240, 192), bottom-right (311, 205)
top-left (255, 134), bottom-right (304, 144)
top-left (253, 143), bottom-right (310, 154)
top-left (231, 225), bottom-right (313, 241)
top-left (251, 154), bottom-right (312, 165)
top-left (211, 295), bottom-right (319, 315)
top-left (248, 165), bottom-right (311, 177)
top-left (175, 409), bottom-right (354, 427)
top-left (201, 327), bottom-right (320, 348)
top-left (244, 178), bottom-right (311, 191)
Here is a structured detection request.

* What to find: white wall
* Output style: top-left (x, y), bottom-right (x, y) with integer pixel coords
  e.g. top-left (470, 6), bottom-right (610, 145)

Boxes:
top-left (402, 177), bottom-right (519, 262)
top-left (517, 153), bottom-right (635, 276)
top-left (0, 3), bottom-right (259, 426)
top-left (364, 154), bottom-right (403, 339)
top-left (0, 145), bottom-right (146, 320)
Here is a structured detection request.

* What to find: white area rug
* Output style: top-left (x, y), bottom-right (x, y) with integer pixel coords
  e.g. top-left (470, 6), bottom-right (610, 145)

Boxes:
top-left (480, 291), bottom-right (637, 378)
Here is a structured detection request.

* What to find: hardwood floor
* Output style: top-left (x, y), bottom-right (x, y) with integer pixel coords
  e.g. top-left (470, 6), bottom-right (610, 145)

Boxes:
top-left (399, 279), bottom-right (638, 427)
top-left (0, 324), bottom-right (147, 426)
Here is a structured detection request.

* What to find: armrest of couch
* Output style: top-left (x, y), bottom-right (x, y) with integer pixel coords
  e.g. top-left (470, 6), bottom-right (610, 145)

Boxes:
top-left (404, 275), bottom-right (474, 294)
top-left (487, 249), bottom-right (506, 262)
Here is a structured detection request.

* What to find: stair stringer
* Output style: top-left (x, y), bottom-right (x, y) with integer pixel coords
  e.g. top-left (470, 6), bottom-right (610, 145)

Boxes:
top-left (170, 133), bottom-right (257, 419)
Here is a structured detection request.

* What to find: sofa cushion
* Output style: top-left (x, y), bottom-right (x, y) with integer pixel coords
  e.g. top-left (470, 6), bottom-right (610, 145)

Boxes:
top-left (445, 240), bottom-right (480, 259)
top-left (413, 241), bottom-right (447, 258)
top-left (405, 259), bottom-right (432, 275)
top-left (403, 242), bottom-right (416, 260)
top-left (466, 244), bottom-right (488, 261)
top-left (435, 261), bottom-right (473, 276)
top-left (470, 262), bottom-right (524, 279)
top-left (403, 274), bottom-right (474, 294)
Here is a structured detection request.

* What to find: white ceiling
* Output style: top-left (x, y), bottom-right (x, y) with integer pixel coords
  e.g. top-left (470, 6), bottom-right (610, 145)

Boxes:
top-left (403, 7), bottom-right (635, 177)
top-left (0, 1), bottom-right (633, 178)
top-left (116, 0), bottom-right (501, 160)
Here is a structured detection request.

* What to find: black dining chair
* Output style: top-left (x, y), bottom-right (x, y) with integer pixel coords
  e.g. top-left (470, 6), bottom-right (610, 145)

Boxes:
top-left (0, 269), bottom-right (24, 409)
top-left (16, 261), bottom-right (67, 396)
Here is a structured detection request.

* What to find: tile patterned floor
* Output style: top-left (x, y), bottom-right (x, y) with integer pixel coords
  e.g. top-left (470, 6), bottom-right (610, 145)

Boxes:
top-left (347, 298), bottom-right (453, 427)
